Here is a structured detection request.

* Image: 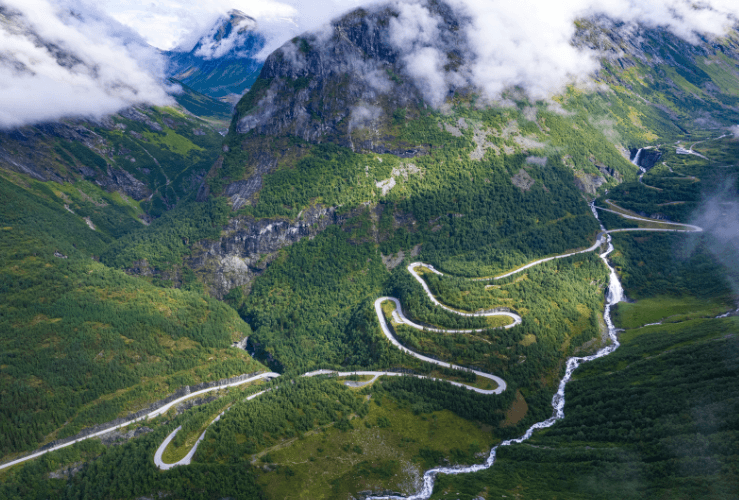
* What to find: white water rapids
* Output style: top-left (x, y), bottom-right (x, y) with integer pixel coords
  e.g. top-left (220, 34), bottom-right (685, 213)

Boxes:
top-left (367, 204), bottom-right (624, 500)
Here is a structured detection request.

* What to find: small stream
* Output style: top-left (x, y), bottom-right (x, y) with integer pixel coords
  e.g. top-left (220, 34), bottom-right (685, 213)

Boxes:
top-left (369, 204), bottom-right (623, 500)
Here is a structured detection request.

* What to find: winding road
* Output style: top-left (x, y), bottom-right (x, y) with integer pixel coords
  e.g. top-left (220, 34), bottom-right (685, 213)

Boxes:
top-left (677, 132), bottom-right (730, 160)
top-left (150, 202), bottom-right (703, 474)
top-left (0, 371), bottom-right (280, 472)
top-left (1, 201), bottom-right (706, 492)
top-left (364, 201), bottom-right (700, 500)
top-left (154, 389), bottom-right (271, 470)
top-left (599, 200), bottom-right (703, 232)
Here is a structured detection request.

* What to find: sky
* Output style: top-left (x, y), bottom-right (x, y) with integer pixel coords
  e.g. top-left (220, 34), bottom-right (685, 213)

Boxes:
top-left (98, 0), bottom-right (371, 50)
top-left (1, 0), bottom-right (739, 128)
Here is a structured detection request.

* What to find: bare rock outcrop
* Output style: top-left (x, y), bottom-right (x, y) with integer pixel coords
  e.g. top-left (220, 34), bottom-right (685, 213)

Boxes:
top-left (189, 205), bottom-right (338, 298)
top-left (512, 168), bottom-right (536, 191)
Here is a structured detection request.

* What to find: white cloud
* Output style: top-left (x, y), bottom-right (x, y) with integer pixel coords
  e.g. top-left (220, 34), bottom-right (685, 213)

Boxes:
top-left (0, 0), bottom-right (172, 129)
top-left (3, 0), bottom-right (739, 129)
top-left (349, 103), bottom-right (383, 131)
top-left (192, 15), bottom-right (258, 60)
top-left (98, 0), bottom-right (371, 51)
top-left (383, 0), bottom-right (739, 106)
top-left (387, 1), bottom-right (453, 105)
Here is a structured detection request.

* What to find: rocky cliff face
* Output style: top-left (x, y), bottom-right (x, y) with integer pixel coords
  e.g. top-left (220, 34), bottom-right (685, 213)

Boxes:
top-left (576, 16), bottom-right (739, 77)
top-left (227, 4), bottom-right (739, 179)
top-left (217, 2), bottom-right (468, 210)
top-left (0, 119), bottom-right (151, 200)
top-left (189, 204), bottom-right (338, 298)
top-left (629, 147), bottom-right (663, 170)
top-left (231, 5), bottom-right (460, 152)
top-left (131, 4), bottom-right (739, 298)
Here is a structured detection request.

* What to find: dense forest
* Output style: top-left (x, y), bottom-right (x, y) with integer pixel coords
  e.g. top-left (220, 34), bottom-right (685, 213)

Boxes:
top-left (390, 252), bottom-right (607, 381)
top-left (0, 176), bottom-right (262, 456)
top-left (429, 227), bottom-right (738, 499)
top-left (2, 106), bottom-right (737, 500)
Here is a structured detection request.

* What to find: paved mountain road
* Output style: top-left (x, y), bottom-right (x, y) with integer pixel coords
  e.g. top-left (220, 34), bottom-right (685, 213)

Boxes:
top-left (1, 203), bottom-right (705, 475)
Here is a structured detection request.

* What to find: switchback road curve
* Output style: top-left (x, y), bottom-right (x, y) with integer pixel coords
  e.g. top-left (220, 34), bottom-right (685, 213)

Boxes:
top-left (1, 203), bottom-right (704, 482)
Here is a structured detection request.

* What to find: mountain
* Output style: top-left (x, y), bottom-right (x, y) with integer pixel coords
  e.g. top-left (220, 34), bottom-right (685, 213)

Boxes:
top-left (169, 6), bottom-right (739, 300)
top-left (0, 105), bottom-right (226, 228)
top-left (164, 10), bottom-right (265, 103)
top-left (1, 1), bottom-right (738, 499)
top-left (0, 2), bottom-right (236, 222)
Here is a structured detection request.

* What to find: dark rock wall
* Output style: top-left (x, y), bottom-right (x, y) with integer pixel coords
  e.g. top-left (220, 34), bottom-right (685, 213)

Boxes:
top-left (232, 5), bottom-right (464, 152)
top-left (189, 204), bottom-right (338, 298)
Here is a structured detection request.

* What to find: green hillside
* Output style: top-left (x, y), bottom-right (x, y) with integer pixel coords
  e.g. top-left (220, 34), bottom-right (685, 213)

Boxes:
top-left (170, 79), bottom-right (233, 123)
top-left (429, 231), bottom-right (738, 500)
top-left (0, 105), bottom-right (224, 223)
top-left (0, 176), bottom-right (264, 458)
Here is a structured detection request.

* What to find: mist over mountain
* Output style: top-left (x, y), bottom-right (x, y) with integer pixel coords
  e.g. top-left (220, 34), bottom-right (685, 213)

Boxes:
top-left (229, 0), bottom-right (739, 168)
top-left (3, 0), bottom-right (739, 129)
top-left (0, 0), bottom-right (173, 129)
top-left (276, 0), bottom-right (739, 107)
top-left (685, 176), bottom-right (739, 299)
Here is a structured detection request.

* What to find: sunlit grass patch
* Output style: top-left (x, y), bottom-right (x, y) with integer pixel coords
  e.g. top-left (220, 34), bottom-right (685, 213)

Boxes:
top-left (501, 390), bottom-right (529, 427)
top-left (614, 295), bottom-right (730, 331)
top-left (143, 128), bottom-right (203, 156)
top-left (255, 396), bottom-right (498, 500)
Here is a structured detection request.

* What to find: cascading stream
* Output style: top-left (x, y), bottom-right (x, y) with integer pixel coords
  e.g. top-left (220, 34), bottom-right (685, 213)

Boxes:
top-left (631, 147), bottom-right (644, 166)
top-left (368, 203), bottom-right (624, 500)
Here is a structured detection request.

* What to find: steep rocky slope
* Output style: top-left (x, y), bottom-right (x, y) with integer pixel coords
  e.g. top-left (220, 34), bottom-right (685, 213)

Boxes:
top-left (172, 4), bottom-right (739, 300)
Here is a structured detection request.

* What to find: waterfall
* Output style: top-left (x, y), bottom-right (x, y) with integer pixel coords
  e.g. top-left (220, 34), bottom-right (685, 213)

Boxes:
top-left (606, 260), bottom-right (623, 304)
top-left (631, 148), bottom-right (644, 166)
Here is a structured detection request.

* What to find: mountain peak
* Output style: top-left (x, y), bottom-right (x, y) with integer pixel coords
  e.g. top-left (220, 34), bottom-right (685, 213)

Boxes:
top-left (165, 10), bottom-right (265, 99)
top-left (189, 10), bottom-right (258, 60)
top-left (226, 9), bottom-right (254, 24)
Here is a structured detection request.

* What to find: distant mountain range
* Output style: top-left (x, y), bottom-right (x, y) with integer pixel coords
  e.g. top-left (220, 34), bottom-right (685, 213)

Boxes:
top-left (164, 10), bottom-right (266, 105)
